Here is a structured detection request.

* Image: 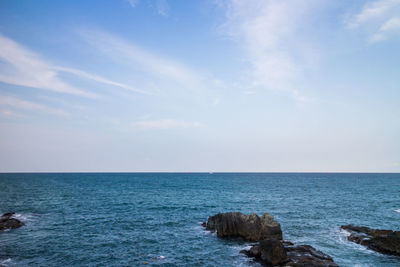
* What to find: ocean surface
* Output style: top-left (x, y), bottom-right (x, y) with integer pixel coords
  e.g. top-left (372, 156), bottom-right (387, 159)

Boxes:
top-left (1, 173), bottom-right (400, 267)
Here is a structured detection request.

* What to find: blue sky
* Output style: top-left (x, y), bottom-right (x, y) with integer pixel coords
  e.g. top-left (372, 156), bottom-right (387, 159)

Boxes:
top-left (0, 0), bottom-right (399, 172)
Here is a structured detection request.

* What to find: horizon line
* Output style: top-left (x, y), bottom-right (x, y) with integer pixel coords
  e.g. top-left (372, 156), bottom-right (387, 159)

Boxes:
top-left (1, 171), bottom-right (399, 174)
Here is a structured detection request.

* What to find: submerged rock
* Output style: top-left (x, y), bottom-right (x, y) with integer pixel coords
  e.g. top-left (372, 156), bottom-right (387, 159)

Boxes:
top-left (341, 225), bottom-right (400, 256)
top-left (0, 212), bottom-right (24, 231)
top-left (241, 240), bottom-right (339, 267)
top-left (205, 211), bottom-right (282, 241)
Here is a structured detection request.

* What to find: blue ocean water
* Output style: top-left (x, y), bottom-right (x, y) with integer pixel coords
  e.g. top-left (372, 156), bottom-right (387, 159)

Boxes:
top-left (1, 173), bottom-right (400, 267)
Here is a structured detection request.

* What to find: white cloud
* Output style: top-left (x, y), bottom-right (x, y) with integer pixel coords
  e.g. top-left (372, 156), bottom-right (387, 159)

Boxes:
top-left (132, 119), bottom-right (203, 129)
top-left (0, 109), bottom-right (21, 117)
top-left (156, 0), bottom-right (170, 17)
top-left (54, 66), bottom-right (149, 95)
top-left (0, 34), bottom-right (96, 98)
top-left (0, 33), bottom-right (147, 98)
top-left (126, 0), bottom-right (170, 17)
top-left (348, 0), bottom-right (400, 42)
top-left (0, 96), bottom-right (69, 116)
top-left (220, 0), bottom-right (319, 101)
top-left (127, 0), bottom-right (139, 8)
top-left (79, 30), bottom-right (204, 92)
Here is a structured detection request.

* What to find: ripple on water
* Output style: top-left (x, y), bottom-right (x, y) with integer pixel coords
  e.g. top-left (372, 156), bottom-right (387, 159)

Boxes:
top-left (1, 173), bottom-right (400, 267)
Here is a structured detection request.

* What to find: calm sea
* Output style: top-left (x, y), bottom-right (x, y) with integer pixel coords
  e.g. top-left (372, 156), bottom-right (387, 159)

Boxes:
top-left (1, 173), bottom-right (400, 266)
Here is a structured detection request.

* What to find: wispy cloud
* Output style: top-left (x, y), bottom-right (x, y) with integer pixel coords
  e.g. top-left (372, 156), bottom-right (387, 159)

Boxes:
top-left (132, 119), bottom-right (203, 129)
top-left (0, 33), bottom-right (147, 98)
top-left (126, 0), bottom-right (139, 8)
top-left (54, 66), bottom-right (149, 95)
top-left (0, 109), bottom-right (22, 118)
top-left (0, 95), bottom-right (70, 116)
top-left (348, 0), bottom-right (400, 42)
top-left (126, 0), bottom-right (170, 17)
top-left (79, 30), bottom-right (204, 92)
top-left (156, 0), bottom-right (170, 17)
top-left (219, 0), bottom-right (319, 101)
top-left (0, 34), bottom-right (97, 98)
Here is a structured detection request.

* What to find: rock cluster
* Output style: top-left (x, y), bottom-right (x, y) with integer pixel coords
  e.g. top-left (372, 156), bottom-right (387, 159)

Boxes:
top-left (203, 211), bottom-right (338, 266)
top-left (241, 240), bottom-right (338, 267)
top-left (341, 225), bottom-right (400, 256)
top-left (0, 212), bottom-right (24, 231)
top-left (205, 212), bottom-right (282, 241)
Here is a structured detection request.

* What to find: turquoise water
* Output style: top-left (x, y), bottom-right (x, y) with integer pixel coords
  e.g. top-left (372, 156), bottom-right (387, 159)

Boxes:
top-left (1, 173), bottom-right (400, 266)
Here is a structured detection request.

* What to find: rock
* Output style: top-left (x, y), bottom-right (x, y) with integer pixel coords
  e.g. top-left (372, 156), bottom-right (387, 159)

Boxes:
top-left (0, 212), bottom-right (24, 231)
top-left (242, 240), bottom-right (338, 267)
top-left (201, 222), bottom-right (206, 227)
top-left (244, 239), bottom-right (288, 266)
top-left (205, 212), bottom-right (282, 241)
top-left (284, 244), bottom-right (338, 267)
top-left (341, 225), bottom-right (400, 256)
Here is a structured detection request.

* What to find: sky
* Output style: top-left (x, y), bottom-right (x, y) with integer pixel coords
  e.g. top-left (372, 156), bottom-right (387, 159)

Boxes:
top-left (0, 0), bottom-right (399, 172)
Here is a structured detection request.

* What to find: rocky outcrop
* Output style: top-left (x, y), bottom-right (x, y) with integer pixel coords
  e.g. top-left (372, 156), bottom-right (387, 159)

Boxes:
top-left (242, 239), bottom-right (287, 266)
top-left (241, 239), bottom-right (339, 267)
top-left (0, 212), bottom-right (24, 231)
top-left (341, 225), bottom-right (400, 256)
top-left (204, 212), bottom-right (282, 241)
top-left (204, 211), bottom-right (338, 266)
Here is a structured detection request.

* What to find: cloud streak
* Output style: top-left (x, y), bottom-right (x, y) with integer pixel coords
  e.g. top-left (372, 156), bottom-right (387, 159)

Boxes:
top-left (132, 119), bottom-right (203, 129)
top-left (54, 66), bottom-right (149, 95)
top-left (0, 33), bottom-right (147, 98)
top-left (79, 30), bottom-right (205, 92)
top-left (0, 95), bottom-right (69, 116)
top-left (219, 0), bottom-right (319, 101)
top-left (348, 0), bottom-right (400, 42)
top-left (0, 34), bottom-right (97, 98)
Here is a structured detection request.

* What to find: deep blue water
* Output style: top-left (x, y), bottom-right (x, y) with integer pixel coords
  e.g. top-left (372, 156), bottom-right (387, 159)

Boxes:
top-left (1, 173), bottom-right (400, 266)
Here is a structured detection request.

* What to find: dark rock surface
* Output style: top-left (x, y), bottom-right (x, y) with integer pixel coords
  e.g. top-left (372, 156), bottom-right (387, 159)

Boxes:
top-left (205, 211), bottom-right (337, 266)
top-left (241, 240), bottom-right (339, 267)
top-left (241, 239), bottom-right (287, 266)
top-left (341, 225), bottom-right (400, 256)
top-left (205, 212), bottom-right (282, 241)
top-left (0, 212), bottom-right (24, 231)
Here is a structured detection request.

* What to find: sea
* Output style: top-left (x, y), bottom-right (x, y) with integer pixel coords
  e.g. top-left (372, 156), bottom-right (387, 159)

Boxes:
top-left (1, 173), bottom-right (400, 267)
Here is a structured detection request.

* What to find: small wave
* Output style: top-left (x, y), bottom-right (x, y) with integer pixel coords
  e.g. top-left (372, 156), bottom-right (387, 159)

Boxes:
top-left (340, 228), bottom-right (351, 237)
top-left (229, 244), bottom-right (254, 255)
top-left (337, 228), bottom-right (374, 254)
top-left (192, 223), bottom-right (216, 236)
top-left (394, 209), bottom-right (400, 213)
top-left (0, 258), bottom-right (12, 266)
top-left (11, 213), bottom-right (32, 222)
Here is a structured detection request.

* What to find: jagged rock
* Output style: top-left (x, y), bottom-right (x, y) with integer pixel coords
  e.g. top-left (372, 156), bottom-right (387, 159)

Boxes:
top-left (0, 212), bottom-right (24, 231)
top-left (341, 225), bottom-right (400, 256)
top-left (241, 240), bottom-right (338, 267)
top-left (284, 244), bottom-right (338, 267)
top-left (242, 239), bottom-right (287, 266)
top-left (205, 212), bottom-right (282, 241)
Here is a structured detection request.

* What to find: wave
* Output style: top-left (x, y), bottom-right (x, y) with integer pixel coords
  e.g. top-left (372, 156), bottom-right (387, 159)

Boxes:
top-left (0, 258), bottom-right (12, 267)
top-left (10, 213), bottom-right (33, 222)
top-left (394, 209), bottom-right (400, 213)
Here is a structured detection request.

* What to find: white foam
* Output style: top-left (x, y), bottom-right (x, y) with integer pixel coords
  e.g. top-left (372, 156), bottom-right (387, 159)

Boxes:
top-left (340, 228), bottom-right (351, 237)
top-left (394, 209), bottom-right (400, 213)
top-left (158, 255), bottom-right (165, 259)
top-left (11, 213), bottom-right (34, 222)
top-left (0, 258), bottom-right (12, 266)
top-left (337, 228), bottom-right (374, 254)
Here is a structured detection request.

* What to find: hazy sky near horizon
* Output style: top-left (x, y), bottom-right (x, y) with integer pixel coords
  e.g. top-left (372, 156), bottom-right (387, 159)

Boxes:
top-left (0, 0), bottom-right (399, 172)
